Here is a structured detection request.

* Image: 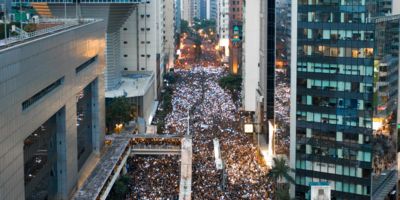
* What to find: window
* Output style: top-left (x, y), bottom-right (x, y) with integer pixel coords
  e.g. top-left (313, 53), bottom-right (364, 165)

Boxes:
top-left (123, 28), bottom-right (127, 31)
top-left (75, 56), bottom-right (97, 74)
top-left (124, 54), bottom-right (128, 58)
top-left (22, 77), bottom-right (64, 110)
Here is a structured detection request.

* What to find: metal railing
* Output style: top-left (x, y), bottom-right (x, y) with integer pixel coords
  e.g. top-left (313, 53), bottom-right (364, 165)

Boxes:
top-left (0, 18), bottom-right (100, 48)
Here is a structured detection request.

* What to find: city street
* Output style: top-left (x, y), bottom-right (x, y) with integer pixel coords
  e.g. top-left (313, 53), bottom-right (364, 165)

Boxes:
top-left (123, 33), bottom-right (275, 199)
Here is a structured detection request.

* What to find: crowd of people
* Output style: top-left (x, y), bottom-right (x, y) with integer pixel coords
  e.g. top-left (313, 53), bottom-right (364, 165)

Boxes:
top-left (274, 70), bottom-right (290, 155)
top-left (125, 155), bottom-right (180, 199)
top-left (121, 34), bottom-right (275, 199)
top-left (162, 66), bottom-right (274, 199)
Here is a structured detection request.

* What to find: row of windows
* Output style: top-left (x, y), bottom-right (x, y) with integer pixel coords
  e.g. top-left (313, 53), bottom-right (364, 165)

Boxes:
top-left (22, 77), bottom-right (64, 111)
top-left (300, 45), bottom-right (374, 58)
top-left (296, 160), bottom-right (371, 178)
top-left (296, 111), bottom-right (372, 128)
top-left (299, 28), bottom-right (374, 41)
top-left (297, 62), bottom-right (374, 76)
top-left (297, 95), bottom-right (370, 111)
top-left (299, 11), bottom-right (368, 24)
top-left (123, 54), bottom-right (151, 58)
top-left (297, 144), bottom-right (371, 161)
top-left (299, 0), bottom-right (366, 6)
top-left (298, 78), bottom-right (373, 93)
top-left (75, 56), bottom-right (98, 74)
top-left (296, 176), bottom-right (370, 195)
top-left (297, 128), bottom-right (370, 144)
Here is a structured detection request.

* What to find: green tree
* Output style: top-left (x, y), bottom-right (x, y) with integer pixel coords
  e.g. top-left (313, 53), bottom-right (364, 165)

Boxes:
top-left (269, 157), bottom-right (295, 189)
top-left (107, 175), bottom-right (130, 200)
top-left (218, 74), bottom-right (242, 93)
top-left (181, 20), bottom-right (190, 34)
top-left (106, 96), bottom-right (136, 133)
top-left (275, 187), bottom-right (290, 200)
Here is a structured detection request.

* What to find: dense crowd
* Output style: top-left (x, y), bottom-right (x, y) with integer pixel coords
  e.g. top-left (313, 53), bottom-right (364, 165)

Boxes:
top-left (163, 67), bottom-right (274, 199)
top-left (126, 155), bottom-right (180, 200)
top-left (274, 70), bottom-right (290, 155)
top-left (123, 35), bottom-right (274, 199)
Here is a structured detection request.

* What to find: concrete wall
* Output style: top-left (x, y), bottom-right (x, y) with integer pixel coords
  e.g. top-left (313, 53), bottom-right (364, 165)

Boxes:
top-left (242, 0), bottom-right (260, 112)
top-left (120, 0), bottom-right (165, 99)
top-left (0, 21), bottom-right (105, 199)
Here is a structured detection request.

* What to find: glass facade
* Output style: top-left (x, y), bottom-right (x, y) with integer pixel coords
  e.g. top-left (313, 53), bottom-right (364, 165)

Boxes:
top-left (24, 114), bottom-right (58, 200)
top-left (76, 83), bottom-right (93, 171)
top-left (295, 0), bottom-right (398, 199)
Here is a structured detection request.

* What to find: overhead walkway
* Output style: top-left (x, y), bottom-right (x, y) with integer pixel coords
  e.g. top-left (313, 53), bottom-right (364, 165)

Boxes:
top-left (131, 144), bottom-right (181, 155)
top-left (74, 136), bottom-right (131, 200)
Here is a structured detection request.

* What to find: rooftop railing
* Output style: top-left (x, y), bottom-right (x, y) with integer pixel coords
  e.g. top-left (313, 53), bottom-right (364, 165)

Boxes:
top-left (0, 18), bottom-right (100, 49)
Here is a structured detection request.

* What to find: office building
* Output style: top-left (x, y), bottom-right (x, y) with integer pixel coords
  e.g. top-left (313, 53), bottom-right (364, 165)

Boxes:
top-left (28, 1), bottom-right (169, 125)
top-left (199, 0), bottom-right (206, 19)
top-left (242, 0), bottom-right (260, 112)
top-left (291, 1), bottom-right (399, 199)
top-left (217, 0), bottom-right (229, 61)
top-left (206, 0), bottom-right (217, 21)
top-left (176, 0), bottom-right (182, 34)
top-left (0, 18), bottom-right (105, 200)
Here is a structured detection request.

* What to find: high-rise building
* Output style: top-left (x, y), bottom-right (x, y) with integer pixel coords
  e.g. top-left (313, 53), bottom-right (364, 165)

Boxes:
top-left (242, 0), bottom-right (260, 112)
top-left (206, 0), bottom-right (217, 21)
top-left (199, 0), bottom-right (207, 19)
top-left (258, 0), bottom-right (275, 160)
top-left (291, 1), bottom-right (399, 199)
top-left (26, 0), bottom-right (170, 125)
top-left (181, 0), bottom-right (192, 24)
top-left (176, 0), bottom-right (182, 33)
top-left (0, 18), bottom-right (105, 200)
top-left (217, 0), bottom-right (229, 61)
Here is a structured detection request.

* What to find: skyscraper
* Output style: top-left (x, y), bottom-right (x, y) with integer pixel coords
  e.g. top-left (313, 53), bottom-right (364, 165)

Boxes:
top-left (291, 1), bottom-right (399, 199)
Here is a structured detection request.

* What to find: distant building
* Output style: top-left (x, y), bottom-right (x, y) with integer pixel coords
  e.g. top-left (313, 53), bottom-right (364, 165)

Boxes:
top-left (217, 0), bottom-right (229, 61)
top-left (199, 0), bottom-right (206, 19)
top-left (206, 0), bottom-right (217, 21)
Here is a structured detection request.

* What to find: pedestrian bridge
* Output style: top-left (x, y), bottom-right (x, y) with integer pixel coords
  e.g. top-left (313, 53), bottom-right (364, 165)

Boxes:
top-left (130, 144), bottom-right (181, 155)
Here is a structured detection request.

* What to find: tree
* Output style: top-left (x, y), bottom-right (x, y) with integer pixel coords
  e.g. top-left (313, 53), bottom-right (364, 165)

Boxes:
top-left (106, 96), bottom-right (136, 133)
top-left (107, 175), bottom-right (130, 200)
top-left (181, 20), bottom-right (190, 34)
top-left (269, 157), bottom-right (295, 188)
top-left (218, 74), bottom-right (242, 92)
top-left (275, 187), bottom-right (290, 200)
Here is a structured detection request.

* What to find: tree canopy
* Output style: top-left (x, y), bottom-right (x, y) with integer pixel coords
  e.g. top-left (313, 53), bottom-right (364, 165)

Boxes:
top-left (106, 96), bottom-right (136, 133)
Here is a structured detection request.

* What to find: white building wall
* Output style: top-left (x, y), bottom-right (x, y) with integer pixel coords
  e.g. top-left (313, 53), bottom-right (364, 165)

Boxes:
top-left (217, 0), bottom-right (229, 58)
top-left (120, 0), bottom-right (165, 98)
top-left (0, 21), bottom-right (105, 200)
top-left (181, 0), bottom-right (191, 24)
top-left (393, 0), bottom-right (400, 15)
top-left (289, 0), bottom-right (298, 198)
top-left (242, 0), bottom-right (260, 112)
top-left (165, 0), bottom-right (176, 69)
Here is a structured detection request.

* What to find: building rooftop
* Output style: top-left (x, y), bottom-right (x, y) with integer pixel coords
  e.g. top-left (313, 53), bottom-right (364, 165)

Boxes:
top-left (105, 71), bottom-right (155, 98)
top-left (0, 18), bottom-right (101, 51)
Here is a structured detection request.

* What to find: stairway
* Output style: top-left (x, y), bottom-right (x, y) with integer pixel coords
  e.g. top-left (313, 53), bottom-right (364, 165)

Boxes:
top-left (30, 3), bottom-right (53, 18)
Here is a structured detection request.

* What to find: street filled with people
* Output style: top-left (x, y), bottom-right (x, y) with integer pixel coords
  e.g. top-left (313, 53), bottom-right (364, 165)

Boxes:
top-left (126, 155), bottom-right (180, 199)
top-left (274, 70), bottom-right (290, 155)
top-left (121, 30), bottom-right (275, 199)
